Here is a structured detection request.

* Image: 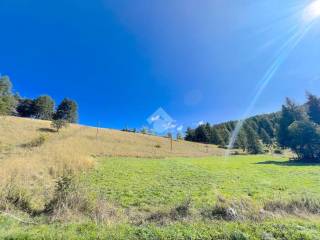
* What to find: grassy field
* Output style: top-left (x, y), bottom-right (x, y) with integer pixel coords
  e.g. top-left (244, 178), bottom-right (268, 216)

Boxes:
top-left (2, 155), bottom-right (320, 239)
top-left (0, 116), bottom-right (224, 211)
top-left (1, 117), bottom-right (320, 239)
top-left (83, 155), bottom-right (320, 211)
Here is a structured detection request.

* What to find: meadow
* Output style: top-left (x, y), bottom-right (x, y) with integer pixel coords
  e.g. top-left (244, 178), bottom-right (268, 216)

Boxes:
top-left (2, 117), bottom-right (320, 239)
top-left (2, 155), bottom-right (320, 239)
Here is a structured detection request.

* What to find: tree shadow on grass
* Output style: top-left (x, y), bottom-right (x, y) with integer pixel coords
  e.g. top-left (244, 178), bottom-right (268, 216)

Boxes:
top-left (255, 159), bottom-right (320, 166)
top-left (38, 128), bottom-right (56, 133)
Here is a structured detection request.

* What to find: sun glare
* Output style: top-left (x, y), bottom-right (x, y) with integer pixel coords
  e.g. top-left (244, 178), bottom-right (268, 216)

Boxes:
top-left (304, 0), bottom-right (320, 21)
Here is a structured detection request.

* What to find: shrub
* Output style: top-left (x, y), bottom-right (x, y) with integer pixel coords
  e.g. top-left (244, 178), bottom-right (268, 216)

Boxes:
top-left (51, 119), bottom-right (69, 132)
top-left (43, 174), bottom-right (74, 215)
top-left (274, 149), bottom-right (283, 154)
top-left (4, 184), bottom-right (34, 215)
top-left (170, 198), bottom-right (192, 220)
top-left (21, 135), bottom-right (47, 148)
top-left (154, 144), bottom-right (161, 148)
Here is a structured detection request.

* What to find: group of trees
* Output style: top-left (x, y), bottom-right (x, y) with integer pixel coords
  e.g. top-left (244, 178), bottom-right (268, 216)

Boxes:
top-left (185, 113), bottom-right (279, 154)
top-left (185, 92), bottom-right (320, 161)
top-left (278, 94), bottom-right (320, 162)
top-left (0, 75), bottom-right (78, 123)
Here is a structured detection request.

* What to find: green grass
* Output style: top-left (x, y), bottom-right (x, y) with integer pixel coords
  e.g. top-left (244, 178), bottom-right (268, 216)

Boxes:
top-left (3, 155), bottom-right (320, 239)
top-left (2, 217), bottom-right (320, 240)
top-left (83, 155), bottom-right (320, 210)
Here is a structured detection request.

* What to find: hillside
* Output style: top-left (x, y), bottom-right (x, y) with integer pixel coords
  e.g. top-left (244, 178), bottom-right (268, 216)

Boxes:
top-left (2, 116), bottom-right (320, 239)
top-left (0, 116), bottom-right (225, 206)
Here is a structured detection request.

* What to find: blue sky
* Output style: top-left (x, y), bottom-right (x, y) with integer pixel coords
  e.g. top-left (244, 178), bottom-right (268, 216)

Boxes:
top-left (1, 0), bottom-right (320, 131)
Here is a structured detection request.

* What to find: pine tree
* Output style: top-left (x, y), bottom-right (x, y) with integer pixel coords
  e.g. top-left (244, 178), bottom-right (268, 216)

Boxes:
top-left (277, 98), bottom-right (307, 148)
top-left (194, 124), bottom-right (210, 143)
top-left (17, 99), bottom-right (35, 117)
top-left (33, 95), bottom-right (55, 120)
top-left (0, 76), bottom-right (12, 96)
top-left (245, 125), bottom-right (263, 154)
top-left (0, 76), bottom-right (17, 115)
top-left (185, 128), bottom-right (195, 141)
top-left (209, 128), bottom-right (224, 145)
top-left (234, 128), bottom-right (247, 151)
top-left (307, 93), bottom-right (320, 125)
top-left (260, 128), bottom-right (272, 145)
top-left (54, 98), bottom-right (78, 123)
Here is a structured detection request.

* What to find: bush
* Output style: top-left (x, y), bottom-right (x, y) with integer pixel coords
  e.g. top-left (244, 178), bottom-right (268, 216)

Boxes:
top-left (51, 119), bottom-right (69, 132)
top-left (43, 174), bottom-right (74, 215)
top-left (274, 149), bottom-right (283, 154)
top-left (21, 135), bottom-right (47, 148)
top-left (170, 199), bottom-right (192, 220)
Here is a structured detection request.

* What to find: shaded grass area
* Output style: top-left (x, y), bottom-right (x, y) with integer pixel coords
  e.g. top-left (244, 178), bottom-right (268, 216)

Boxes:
top-left (1, 218), bottom-right (320, 240)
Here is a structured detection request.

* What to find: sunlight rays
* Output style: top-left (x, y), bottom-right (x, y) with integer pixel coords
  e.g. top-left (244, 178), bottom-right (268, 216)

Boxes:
top-left (226, 1), bottom-right (319, 156)
top-left (304, 0), bottom-right (320, 22)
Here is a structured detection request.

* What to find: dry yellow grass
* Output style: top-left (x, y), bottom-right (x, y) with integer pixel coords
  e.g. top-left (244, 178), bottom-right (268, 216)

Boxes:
top-left (0, 116), bottom-right (225, 208)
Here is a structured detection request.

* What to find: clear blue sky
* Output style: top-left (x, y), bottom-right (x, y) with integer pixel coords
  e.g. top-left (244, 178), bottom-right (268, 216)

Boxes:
top-left (1, 0), bottom-right (320, 131)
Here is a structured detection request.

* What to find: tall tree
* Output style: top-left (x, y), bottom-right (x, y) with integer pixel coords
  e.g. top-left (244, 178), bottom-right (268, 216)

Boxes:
top-left (260, 128), bottom-right (272, 145)
top-left (17, 98), bottom-right (35, 117)
top-left (185, 128), bottom-right (195, 141)
top-left (209, 128), bottom-right (224, 145)
top-left (0, 76), bottom-right (12, 96)
top-left (307, 93), bottom-right (320, 125)
top-left (234, 128), bottom-right (247, 151)
top-left (194, 124), bottom-right (210, 143)
top-left (33, 95), bottom-right (55, 120)
top-left (245, 125), bottom-right (263, 154)
top-left (278, 98), bottom-right (307, 148)
top-left (0, 76), bottom-right (17, 115)
top-left (287, 120), bottom-right (320, 161)
top-left (54, 98), bottom-right (78, 123)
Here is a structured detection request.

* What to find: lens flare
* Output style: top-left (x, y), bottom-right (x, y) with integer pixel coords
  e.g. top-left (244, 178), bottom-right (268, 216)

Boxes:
top-left (225, 1), bottom-right (318, 157)
top-left (304, 0), bottom-right (320, 21)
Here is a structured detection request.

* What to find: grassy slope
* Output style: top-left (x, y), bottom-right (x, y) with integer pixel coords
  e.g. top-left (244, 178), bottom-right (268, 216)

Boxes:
top-left (0, 116), bottom-right (224, 208)
top-left (2, 116), bottom-right (320, 239)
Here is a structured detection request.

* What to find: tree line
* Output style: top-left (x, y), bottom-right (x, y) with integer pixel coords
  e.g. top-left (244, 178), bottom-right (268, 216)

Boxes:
top-left (0, 75), bottom-right (78, 123)
top-left (185, 113), bottom-right (280, 154)
top-left (185, 92), bottom-right (320, 161)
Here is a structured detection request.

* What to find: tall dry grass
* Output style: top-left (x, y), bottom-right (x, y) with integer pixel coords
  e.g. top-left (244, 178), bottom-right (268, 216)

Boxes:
top-left (0, 116), bottom-right (225, 211)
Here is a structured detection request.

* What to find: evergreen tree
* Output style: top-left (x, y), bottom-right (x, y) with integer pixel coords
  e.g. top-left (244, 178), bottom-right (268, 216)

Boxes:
top-left (185, 127), bottom-right (195, 141)
top-left (277, 98), bottom-right (307, 148)
top-left (54, 98), bottom-right (78, 123)
top-left (209, 128), bottom-right (224, 145)
top-left (234, 128), bottom-right (247, 151)
top-left (194, 124), bottom-right (210, 143)
top-left (260, 118), bottom-right (275, 138)
top-left (307, 93), bottom-right (320, 125)
top-left (287, 120), bottom-right (320, 161)
top-left (260, 128), bottom-right (272, 145)
top-left (245, 125), bottom-right (263, 154)
top-left (0, 76), bottom-right (17, 115)
top-left (0, 76), bottom-right (12, 96)
top-left (17, 98), bottom-right (35, 117)
top-left (33, 95), bottom-right (55, 120)
top-left (217, 126), bottom-right (230, 146)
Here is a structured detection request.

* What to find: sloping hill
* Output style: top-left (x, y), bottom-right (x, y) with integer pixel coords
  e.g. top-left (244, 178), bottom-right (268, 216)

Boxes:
top-left (0, 116), bottom-right (225, 207)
